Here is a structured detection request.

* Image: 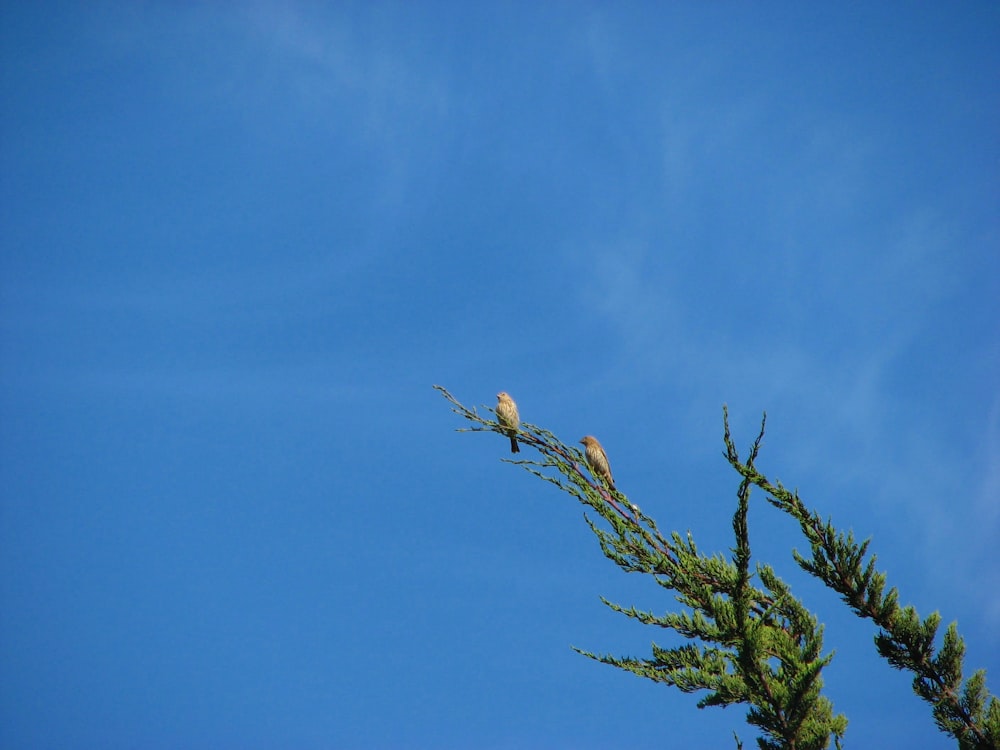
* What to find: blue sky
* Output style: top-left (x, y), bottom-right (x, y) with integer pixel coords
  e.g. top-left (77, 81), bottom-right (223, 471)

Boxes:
top-left (1, 3), bottom-right (998, 748)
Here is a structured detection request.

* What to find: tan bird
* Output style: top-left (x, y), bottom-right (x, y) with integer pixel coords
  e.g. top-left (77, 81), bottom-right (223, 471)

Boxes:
top-left (496, 392), bottom-right (520, 454)
top-left (580, 435), bottom-right (614, 489)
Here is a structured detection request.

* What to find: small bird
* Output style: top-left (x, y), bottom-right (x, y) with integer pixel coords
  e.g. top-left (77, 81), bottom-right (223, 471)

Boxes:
top-left (580, 435), bottom-right (614, 489)
top-left (496, 392), bottom-right (520, 453)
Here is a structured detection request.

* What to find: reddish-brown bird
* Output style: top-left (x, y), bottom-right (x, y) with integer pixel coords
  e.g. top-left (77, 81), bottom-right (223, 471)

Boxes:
top-left (580, 435), bottom-right (614, 489)
top-left (496, 392), bottom-right (521, 453)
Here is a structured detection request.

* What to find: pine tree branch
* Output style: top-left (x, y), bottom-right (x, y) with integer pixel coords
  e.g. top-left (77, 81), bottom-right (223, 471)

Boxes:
top-left (722, 407), bottom-right (998, 750)
top-left (437, 386), bottom-right (847, 749)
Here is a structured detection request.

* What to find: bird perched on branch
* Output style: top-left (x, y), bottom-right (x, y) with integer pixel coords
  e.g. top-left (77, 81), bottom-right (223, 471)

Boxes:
top-left (580, 435), bottom-right (614, 489)
top-left (496, 392), bottom-right (520, 453)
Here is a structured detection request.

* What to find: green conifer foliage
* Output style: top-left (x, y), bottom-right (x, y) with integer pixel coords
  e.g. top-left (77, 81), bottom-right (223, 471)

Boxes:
top-left (435, 386), bottom-right (998, 750)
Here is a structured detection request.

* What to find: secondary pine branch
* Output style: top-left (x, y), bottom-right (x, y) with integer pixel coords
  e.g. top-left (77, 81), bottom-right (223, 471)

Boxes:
top-left (722, 408), bottom-right (998, 750)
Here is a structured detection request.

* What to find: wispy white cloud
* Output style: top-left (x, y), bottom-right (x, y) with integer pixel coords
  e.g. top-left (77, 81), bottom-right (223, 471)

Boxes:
top-left (562, 54), bottom-right (998, 614)
top-left (234, 2), bottom-right (451, 143)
